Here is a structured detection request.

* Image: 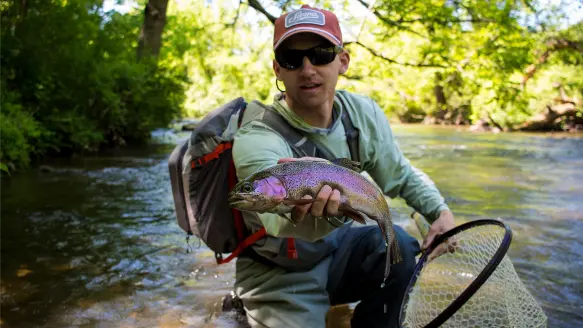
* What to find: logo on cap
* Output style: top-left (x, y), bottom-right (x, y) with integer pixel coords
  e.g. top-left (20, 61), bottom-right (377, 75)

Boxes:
top-left (285, 8), bottom-right (325, 28)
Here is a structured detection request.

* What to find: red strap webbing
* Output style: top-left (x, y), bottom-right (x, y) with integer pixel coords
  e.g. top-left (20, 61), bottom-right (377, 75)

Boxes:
top-left (191, 142), bottom-right (233, 168)
top-left (287, 237), bottom-right (297, 259)
top-left (216, 227), bottom-right (267, 264)
top-left (228, 159), bottom-right (245, 241)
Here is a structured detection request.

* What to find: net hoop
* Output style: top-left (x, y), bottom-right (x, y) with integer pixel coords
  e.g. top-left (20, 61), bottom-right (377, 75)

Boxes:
top-left (399, 219), bottom-right (513, 328)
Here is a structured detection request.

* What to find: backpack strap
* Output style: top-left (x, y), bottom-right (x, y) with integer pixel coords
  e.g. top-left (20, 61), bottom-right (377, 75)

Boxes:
top-left (260, 97), bottom-right (360, 163)
top-left (261, 108), bottom-right (336, 160)
top-left (216, 227), bottom-right (267, 264)
top-left (337, 95), bottom-right (360, 163)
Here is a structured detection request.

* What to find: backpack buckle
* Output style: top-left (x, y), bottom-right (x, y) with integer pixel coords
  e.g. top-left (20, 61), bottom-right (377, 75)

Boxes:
top-left (215, 252), bottom-right (223, 261)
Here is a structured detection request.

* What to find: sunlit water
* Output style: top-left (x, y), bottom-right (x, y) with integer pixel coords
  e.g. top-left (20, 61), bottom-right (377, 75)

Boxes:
top-left (1, 125), bottom-right (582, 327)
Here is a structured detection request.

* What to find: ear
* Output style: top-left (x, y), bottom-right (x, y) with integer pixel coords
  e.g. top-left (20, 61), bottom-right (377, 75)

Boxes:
top-left (273, 59), bottom-right (281, 80)
top-left (338, 50), bottom-right (350, 75)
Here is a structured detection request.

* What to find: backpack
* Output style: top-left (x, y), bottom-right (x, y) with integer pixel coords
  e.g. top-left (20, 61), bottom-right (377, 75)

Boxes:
top-left (168, 96), bottom-right (360, 264)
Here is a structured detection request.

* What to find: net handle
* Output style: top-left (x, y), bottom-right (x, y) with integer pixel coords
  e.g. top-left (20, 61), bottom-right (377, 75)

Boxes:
top-left (399, 218), bottom-right (513, 328)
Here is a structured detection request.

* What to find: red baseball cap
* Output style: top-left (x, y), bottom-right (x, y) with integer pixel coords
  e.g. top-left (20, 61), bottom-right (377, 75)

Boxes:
top-left (273, 4), bottom-right (343, 51)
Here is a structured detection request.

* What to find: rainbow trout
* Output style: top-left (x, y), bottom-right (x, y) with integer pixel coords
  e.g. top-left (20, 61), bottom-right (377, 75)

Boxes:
top-left (228, 158), bottom-right (402, 287)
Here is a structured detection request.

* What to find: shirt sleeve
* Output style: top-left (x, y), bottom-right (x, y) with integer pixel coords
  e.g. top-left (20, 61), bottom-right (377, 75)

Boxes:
top-left (362, 99), bottom-right (450, 223)
top-left (232, 121), bottom-right (340, 241)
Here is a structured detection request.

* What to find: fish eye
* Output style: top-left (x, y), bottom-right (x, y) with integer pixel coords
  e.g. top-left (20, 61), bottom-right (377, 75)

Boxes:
top-left (242, 183), bottom-right (253, 193)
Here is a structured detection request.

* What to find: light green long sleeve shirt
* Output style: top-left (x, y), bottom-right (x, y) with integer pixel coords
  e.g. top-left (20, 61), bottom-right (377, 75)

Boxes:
top-left (232, 90), bottom-right (450, 242)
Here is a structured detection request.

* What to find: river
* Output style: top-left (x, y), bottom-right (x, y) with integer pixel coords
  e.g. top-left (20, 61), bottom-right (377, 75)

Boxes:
top-left (1, 125), bottom-right (582, 327)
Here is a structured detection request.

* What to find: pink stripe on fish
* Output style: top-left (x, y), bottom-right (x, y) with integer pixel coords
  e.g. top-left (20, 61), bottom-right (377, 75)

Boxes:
top-left (255, 177), bottom-right (287, 201)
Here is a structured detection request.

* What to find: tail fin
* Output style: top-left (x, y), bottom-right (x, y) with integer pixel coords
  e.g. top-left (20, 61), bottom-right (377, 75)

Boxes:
top-left (390, 227), bottom-right (403, 264)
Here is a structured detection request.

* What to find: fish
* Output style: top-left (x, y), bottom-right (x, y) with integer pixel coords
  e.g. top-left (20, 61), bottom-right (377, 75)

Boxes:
top-left (228, 158), bottom-right (403, 287)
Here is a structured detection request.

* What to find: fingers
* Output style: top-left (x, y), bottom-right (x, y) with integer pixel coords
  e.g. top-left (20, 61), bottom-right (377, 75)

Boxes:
top-left (310, 185), bottom-right (332, 217)
top-left (421, 235), bottom-right (434, 251)
top-left (289, 185), bottom-right (342, 222)
top-left (326, 189), bottom-right (342, 216)
top-left (291, 195), bottom-right (313, 222)
top-left (425, 236), bottom-right (458, 262)
top-left (427, 244), bottom-right (447, 262)
top-left (422, 228), bottom-right (439, 250)
top-left (278, 157), bottom-right (298, 164)
top-left (277, 157), bottom-right (329, 164)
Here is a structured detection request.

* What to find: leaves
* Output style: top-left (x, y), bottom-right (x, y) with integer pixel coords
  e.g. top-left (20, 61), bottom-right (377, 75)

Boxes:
top-left (1, 0), bottom-right (187, 172)
top-left (1, 0), bottom-right (581, 173)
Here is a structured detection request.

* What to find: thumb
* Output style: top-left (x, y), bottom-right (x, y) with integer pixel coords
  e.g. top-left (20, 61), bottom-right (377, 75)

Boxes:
top-left (278, 157), bottom-right (298, 164)
top-left (422, 234), bottom-right (434, 251)
top-left (422, 227), bottom-right (439, 250)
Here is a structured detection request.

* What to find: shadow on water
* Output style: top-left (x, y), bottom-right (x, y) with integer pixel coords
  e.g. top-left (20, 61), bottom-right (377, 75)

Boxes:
top-left (1, 125), bottom-right (582, 327)
top-left (1, 136), bottom-right (244, 327)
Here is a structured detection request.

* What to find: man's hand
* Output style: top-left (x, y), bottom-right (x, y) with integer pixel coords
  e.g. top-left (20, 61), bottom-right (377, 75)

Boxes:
top-left (277, 157), bottom-right (342, 222)
top-left (422, 210), bottom-right (456, 250)
top-left (422, 210), bottom-right (457, 261)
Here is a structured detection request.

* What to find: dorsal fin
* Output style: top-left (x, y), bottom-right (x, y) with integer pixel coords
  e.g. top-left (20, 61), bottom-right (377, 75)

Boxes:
top-left (331, 158), bottom-right (362, 172)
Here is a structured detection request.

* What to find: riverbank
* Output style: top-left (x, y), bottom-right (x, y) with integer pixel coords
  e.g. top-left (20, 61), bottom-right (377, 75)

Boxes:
top-left (172, 117), bottom-right (583, 133)
top-left (2, 121), bottom-right (582, 179)
top-left (2, 125), bottom-right (581, 327)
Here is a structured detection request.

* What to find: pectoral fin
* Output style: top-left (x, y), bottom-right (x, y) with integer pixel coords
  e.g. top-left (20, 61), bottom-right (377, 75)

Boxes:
top-left (283, 199), bottom-right (316, 206)
top-left (338, 204), bottom-right (368, 224)
top-left (277, 213), bottom-right (297, 226)
top-left (332, 158), bottom-right (362, 172)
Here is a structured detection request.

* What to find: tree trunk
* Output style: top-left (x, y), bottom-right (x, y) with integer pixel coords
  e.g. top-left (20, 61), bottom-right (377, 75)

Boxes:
top-left (518, 84), bottom-right (582, 131)
top-left (521, 39), bottom-right (583, 88)
top-left (19, 0), bottom-right (27, 19)
top-left (430, 72), bottom-right (448, 123)
top-left (137, 0), bottom-right (169, 61)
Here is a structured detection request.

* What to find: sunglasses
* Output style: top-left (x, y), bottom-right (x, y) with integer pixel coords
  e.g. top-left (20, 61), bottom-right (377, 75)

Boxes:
top-left (275, 45), bottom-right (343, 70)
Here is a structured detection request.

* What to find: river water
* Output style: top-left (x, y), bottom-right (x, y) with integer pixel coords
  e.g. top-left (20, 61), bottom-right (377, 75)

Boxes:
top-left (1, 125), bottom-right (582, 327)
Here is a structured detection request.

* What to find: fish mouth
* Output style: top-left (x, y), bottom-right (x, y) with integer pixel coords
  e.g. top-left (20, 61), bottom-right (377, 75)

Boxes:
top-left (228, 193), bottom-right (245, 203)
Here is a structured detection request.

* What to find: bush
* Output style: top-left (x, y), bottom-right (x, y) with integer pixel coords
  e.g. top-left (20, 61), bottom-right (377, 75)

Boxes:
top-left (0, 1), bottom-right (187, 173)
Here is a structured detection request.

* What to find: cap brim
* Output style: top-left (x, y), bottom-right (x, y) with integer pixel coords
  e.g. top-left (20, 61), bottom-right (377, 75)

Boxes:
top-left (274, 27), bottom-right (341, 51)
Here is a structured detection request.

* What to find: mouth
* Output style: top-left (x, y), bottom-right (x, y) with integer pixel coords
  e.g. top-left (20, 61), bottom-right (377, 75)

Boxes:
top-left (228, 194), bottom-right (245, 203)
top-left (300, 83), bottom-right (322, 91)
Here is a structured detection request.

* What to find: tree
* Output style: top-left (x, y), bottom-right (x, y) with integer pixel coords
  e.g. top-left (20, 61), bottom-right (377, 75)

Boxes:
top-left (137, 0), bottom-right (169, 60)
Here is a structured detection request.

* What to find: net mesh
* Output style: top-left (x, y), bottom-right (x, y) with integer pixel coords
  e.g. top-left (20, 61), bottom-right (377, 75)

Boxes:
top-left (401, 223), bottom-right (547, 328)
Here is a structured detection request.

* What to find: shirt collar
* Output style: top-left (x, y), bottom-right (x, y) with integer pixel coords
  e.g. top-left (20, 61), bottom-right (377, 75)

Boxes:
top-left (271, 92), bottom-right (343, 136)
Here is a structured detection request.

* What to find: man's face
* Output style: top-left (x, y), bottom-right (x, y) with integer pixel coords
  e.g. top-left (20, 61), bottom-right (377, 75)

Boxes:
top-left (273, 33), bottom-right (350, 111)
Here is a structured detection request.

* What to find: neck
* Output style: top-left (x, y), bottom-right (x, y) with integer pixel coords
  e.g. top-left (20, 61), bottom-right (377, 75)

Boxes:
top-left (284, 96), bottom-right (334, 128)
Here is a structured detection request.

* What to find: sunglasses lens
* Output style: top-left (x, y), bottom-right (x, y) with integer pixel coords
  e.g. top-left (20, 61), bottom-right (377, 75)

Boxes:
top-left (276, 49), bottom-right (303, 70)
top-left (276, 46), bottom-right (340, 69)
top-left (310, 47), bottom-right (337, 65)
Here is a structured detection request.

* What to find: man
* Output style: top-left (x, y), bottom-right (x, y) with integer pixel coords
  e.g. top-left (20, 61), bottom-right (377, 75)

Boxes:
top-left (231, 4), bottom-right (455, 328)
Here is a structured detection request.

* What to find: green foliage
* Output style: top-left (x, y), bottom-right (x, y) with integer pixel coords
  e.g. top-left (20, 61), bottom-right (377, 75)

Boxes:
top-left (1, 0), bottom-right (187, 172)
top-left (163, 0), bottom-right (274, 117)
top-left (338, 0), bottom-right (582, 128)
top-left (0, 90), bottom-right (51, 172)
top-left (1, 0), bottom-right (581, 173)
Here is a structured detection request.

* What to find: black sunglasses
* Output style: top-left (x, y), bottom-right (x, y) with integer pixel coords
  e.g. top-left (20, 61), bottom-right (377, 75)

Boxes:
top-left (275, 45), bottom-right (343, 70)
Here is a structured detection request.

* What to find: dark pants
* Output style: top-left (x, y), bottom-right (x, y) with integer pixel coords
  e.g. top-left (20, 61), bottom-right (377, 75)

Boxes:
top-left (327, 224), bottom-right (421, 328)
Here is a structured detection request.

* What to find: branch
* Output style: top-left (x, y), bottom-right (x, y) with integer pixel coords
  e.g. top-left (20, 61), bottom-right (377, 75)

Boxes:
top-left (356, 0), bottom-right (427, 38)
top-left (226, 0), bottom-right (243, 27)
top-left (522, 38), bottom-right (583, 87)
top-left (19, 0), bottom-right (27, 19)
top-left (486, 112), bottom-right (504, 131)
top-left (247, 0), bottom-right (276, 24)
top-left (281, 0), bottom-right (293, 12)
top-left (398, 17), bottom-right (495, 24)
top-left (345, 41), bottom-right (447, 68)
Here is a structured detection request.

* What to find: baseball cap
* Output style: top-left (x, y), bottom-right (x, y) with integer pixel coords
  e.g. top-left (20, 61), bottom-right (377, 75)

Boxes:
top-left (273, 4), bottom-right (343, 51)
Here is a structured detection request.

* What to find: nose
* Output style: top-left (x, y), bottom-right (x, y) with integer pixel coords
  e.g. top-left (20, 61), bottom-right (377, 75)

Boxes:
top-left (299, 56), bottom-right (316, 77)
